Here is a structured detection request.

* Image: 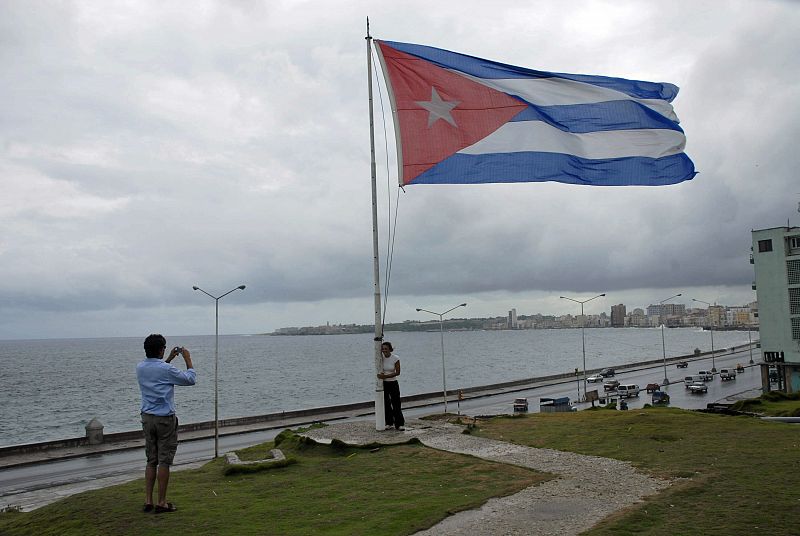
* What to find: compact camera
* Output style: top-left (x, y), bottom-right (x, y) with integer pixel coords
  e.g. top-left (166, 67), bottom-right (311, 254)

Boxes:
top-left (172, 346), bottom-right (183, 354)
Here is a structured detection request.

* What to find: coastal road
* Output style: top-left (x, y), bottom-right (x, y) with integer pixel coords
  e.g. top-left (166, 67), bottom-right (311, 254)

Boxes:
top-left (0, 348), bottom-right (764, 510)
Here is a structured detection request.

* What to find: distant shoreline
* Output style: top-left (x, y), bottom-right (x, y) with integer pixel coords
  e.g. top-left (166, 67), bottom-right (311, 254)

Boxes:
top-left (270, 324), bottom-right (760, 336)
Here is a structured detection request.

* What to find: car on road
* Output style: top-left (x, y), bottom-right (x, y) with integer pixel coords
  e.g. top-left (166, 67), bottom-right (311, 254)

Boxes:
top-left (603, 379), bottom-right (620, 391)
top-left (686, 382), bottom-right (708, 394)
top-left (645, 383), bottom-right (660, 393)
top-left (617, 384), bottom-right (641, 398)
top-left (735, 363), bottom-right (746, 373)
top-left (652, 390), bottom-right (670, 404)
top-left (513, 397), bottom-right (528, 412)
top-left (697, 370), bottom-right (714, 381)
top-left (676, 361), bottom-right (689, 368)
top-left (587, 373), bottom-right (604, 383)
top-left (719, 369), bottom-right (736, 381)
top-left (600, 368), bottom-right (616, 377)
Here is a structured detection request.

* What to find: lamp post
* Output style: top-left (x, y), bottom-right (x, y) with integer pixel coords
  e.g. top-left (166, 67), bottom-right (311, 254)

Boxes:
top-left (193, 284), bottom-right (246, 458)
top-left (559, 293), bottom-right (605, 401)
top-left (416, 303), bottom-right (467, 413)
top-left (658, 293), bottom-right (682, 385)
top-left (692, 298), bottom-right (717, 372)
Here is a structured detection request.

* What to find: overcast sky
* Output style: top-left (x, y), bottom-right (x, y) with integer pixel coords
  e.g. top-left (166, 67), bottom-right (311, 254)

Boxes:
top-left (1, 0), bottom-right (798, 340)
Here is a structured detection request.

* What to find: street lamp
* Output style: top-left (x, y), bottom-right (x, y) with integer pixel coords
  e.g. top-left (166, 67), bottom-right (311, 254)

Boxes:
top-left (559, 293), bottom-right (605, 401)
top-left (193, 284), bottom-right (246, 458)
top-left (416, 303), bottom-right (467, 413)
top-left (692, 298), bottom-right (717, 372)
top-left (658, 293), bottom-right (682, 385)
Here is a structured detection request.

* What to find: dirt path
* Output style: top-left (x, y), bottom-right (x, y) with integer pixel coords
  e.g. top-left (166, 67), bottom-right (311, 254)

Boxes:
top-left (301, 419), bottom-right (671, 535)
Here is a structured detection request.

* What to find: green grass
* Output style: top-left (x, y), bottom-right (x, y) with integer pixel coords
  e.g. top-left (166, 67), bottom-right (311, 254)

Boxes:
top-left (0, 431), bottom-right (548, 536)
top-left (731, 391), bottom-right (800, 416)
top-left (472, 408), bottom-right (800, 535)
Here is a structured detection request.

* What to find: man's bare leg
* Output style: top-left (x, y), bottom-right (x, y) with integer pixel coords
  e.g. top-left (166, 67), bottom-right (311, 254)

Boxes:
top-left (145, 465), bottom-right (157, 506)
top-left (156, 465), bottom-right (171, 507)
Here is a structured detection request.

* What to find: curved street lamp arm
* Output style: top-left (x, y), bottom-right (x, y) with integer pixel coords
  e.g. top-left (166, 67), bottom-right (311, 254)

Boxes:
top-left (193, 286), bottom-right (216, 300)
top-left (659, 293), bottom-right (682, 304)
top-left (442, 303), bottom-right (467, 316)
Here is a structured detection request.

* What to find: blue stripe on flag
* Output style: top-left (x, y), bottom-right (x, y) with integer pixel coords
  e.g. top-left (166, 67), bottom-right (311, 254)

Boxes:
top-left (384, 40), bottom-right (678, 101)
top-left (510, 100), bottom-right (683, 133)
top-left (412, 152), bottom-right (696, 186)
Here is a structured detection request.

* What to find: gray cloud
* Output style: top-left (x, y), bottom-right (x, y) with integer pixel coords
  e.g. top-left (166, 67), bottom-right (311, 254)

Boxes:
top-left (0, 0), bottom-right (796, 339)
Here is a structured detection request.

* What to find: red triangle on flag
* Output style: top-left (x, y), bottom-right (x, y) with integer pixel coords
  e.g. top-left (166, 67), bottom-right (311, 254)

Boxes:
top-left (377, 41), bottom-right (528, 185)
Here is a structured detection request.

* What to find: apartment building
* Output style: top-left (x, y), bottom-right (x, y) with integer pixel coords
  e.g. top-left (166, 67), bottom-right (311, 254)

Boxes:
top-left (751, 226), bottom-right (800, 392)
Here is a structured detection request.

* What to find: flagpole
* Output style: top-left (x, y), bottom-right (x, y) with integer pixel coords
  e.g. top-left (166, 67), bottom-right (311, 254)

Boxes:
top-left (366, 19), bottom-right (386, 431)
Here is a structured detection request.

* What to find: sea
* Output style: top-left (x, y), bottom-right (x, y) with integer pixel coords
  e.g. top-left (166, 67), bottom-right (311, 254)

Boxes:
top-left (0, 328), bottom-right (755, 447)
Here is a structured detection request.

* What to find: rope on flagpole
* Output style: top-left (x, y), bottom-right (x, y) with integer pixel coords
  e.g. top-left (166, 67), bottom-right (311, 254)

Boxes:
top-left (371, 43), bottom-right (403, 330)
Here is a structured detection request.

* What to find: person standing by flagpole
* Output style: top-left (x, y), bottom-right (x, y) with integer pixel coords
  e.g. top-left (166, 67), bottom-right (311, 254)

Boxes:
top-left (377, 341), bottom-right (405, 430)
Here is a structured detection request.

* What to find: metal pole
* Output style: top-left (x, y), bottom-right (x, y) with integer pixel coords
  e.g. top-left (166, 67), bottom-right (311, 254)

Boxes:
top-left (214, 298), bottom-right (219, 458)
top-left (192, 284), bottom-right (245, 458)
top-left (710, 326), bottom-right (716, 372)
top-left (580, 302), bottom-right (586, 401)
top-left (439, 313), bottom-right (447, 413)
top-left (366, 24), bottom-right (385, 431)
top-left (559, 293), bottom-right (604, 400)
top-left (416, 303), bottom-right (465, 413)
top-left (748, 325), bottom-right (754, 364)
top-left (661, 323), bottom-right (667, 385)
top-left (659, 293), bottom-right (681, 385)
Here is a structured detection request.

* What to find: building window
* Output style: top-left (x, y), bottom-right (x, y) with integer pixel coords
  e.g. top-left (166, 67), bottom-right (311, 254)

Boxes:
top-left (791, 288), bottom-right (800, 315)
top-left (789, 259), bottom-right (800, 285)
top-left (790, 236), bottom-right (800, 252)
top-left (793, 317), bottom-right (800, 341)
top-left (758, 239), bottom-right (773, 252)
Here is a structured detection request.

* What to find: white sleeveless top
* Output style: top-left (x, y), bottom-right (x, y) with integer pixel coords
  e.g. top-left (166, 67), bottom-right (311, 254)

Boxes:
top-left (382, 354), bottom-right (399, 382)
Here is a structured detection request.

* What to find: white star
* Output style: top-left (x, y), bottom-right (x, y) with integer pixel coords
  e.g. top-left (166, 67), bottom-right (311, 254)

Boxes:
top-left (415, 87), bottom-right (460, 128)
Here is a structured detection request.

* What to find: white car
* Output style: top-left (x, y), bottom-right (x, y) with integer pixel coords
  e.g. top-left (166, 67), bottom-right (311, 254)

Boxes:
top-left (617, 384), bottom-right (640, 398)
top-left (587, 373), bottom-right (604, 383)
top-left (687, 382), bottom-right (708, 393)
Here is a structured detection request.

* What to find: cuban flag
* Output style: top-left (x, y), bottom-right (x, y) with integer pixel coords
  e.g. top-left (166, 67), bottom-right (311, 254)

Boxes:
top-left (374, 40), bottom-right (696, 187)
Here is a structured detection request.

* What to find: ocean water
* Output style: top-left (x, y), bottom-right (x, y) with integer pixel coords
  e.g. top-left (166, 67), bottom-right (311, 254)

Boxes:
top-left (0, 328), bottom-right (754, 447)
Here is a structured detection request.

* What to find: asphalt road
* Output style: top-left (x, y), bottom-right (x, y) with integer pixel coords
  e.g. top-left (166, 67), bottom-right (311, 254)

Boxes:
top-left (0, 347), bottom-right (763, 511)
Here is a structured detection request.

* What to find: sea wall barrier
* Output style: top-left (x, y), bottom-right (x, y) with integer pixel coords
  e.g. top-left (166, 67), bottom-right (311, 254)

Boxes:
top-left (0, 342), bottom-right (756, 459)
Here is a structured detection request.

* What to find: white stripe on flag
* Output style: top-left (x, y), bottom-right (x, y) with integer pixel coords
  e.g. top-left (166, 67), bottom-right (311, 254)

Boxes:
top-left (458, 121), bottom-right (686, 159)
top-left (456, 73), bottom-right (679, 122)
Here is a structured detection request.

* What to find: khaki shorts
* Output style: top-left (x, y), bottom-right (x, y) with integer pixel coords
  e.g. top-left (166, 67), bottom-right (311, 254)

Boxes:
top-left (141, 413), bottom-right (179, 467)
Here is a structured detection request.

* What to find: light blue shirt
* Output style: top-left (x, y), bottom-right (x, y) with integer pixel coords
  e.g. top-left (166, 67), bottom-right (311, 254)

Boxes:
top-left (136, 358), bottom-right (196, 416)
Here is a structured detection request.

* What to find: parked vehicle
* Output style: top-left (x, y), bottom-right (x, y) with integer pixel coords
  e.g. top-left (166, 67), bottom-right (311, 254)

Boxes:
top-left (603, 379), bottom-right (620, 391)
top-left (617, 384), bottom-right (640, 398)
top-left (687, 382), bottom-right (708, 394)
top-left (645, 383), bottom-right (660, 393)
top-left (719, 369), bottom-right (736, 381)
top-left (513, 397), bottom-right (528, 412)
top-left (652, 390), bottom-right (670, 405)
top-left (735, 363), bottom-right (745, 373)
top-left (697, 370), bottom-right (714, 381)
top-left (676, 361), bottom-right (689, 368)
top-left (539, 397), bottom-right (576, 413)
top-left (587, 373), bottom-right (604, 383)
top-left (600, 368), bottom-right (616, 377)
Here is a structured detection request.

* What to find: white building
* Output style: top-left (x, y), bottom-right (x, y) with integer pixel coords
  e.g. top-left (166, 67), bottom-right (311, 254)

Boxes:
top-left (751, 226), bottom-right (800, 392)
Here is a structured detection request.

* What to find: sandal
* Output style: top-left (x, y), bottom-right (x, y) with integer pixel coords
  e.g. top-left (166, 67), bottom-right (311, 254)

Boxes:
top-left (154, 503), bottom-right (177, 513)
top-left (143, 504), bottom-right (154, 513)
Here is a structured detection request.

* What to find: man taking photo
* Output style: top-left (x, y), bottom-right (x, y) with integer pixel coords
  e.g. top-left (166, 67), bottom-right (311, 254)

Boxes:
top-left (136, 333), bottom-right (196, 513)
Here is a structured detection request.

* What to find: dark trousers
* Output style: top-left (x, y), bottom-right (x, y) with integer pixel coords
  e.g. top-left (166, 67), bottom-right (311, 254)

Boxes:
top-left (383, 380), bottom-right (405, 428)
